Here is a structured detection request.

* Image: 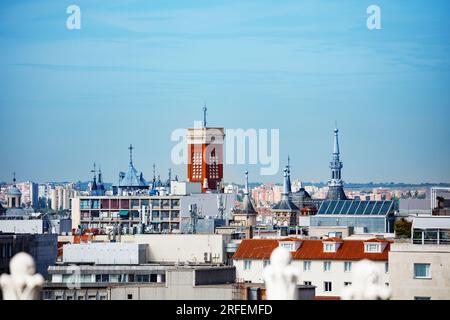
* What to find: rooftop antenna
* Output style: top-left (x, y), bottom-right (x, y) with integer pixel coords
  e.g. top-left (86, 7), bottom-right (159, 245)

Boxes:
top-left (203, 104), bottom-right (207, 127)
top-left (128, 144), bottom-right (134, 164)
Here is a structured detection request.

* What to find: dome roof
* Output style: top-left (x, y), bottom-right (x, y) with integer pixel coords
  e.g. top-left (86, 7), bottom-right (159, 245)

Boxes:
top-left (7, 186), bottom-right (22, 196)
top-left (326, 186), bottom-right (347, 200)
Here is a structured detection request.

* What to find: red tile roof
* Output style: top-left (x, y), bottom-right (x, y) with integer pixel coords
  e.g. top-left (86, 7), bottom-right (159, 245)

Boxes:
top-left (364, 238), bottom-right (390, 243)
top-left (233, 238), bottom-right (390, 261)
top-left (322, 237), bottom-right (344, 243)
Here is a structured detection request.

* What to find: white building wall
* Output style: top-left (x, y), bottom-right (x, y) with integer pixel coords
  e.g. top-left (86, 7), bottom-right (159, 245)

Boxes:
top-left (389, 243), bottom-right (450, 300)
top-left (134, 234), bottom-right (230, 264)
top-left (234, 259), bottom-right (389, 297)
top-left (63, 243), bottom-right (148, 265)
top-left (0, 220), bottom-right (43, 234)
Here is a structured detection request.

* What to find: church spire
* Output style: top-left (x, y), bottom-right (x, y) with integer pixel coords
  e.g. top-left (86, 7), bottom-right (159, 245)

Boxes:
top-left (286, 156), bottom-right (292, 194)
top-left (282, 167), bottom-right (290, 199)
top-left (244, 170), bottom-right (249, 195)
top-left (98, 165), bottom-right (103, 184)
top-left (203, 104), bottom-right (207, 127)
top-left (128, 144), bottom-right (134, 165)
top-left (242, 170), bottom-right (256, 214)
top-left (326, 125), bottom-right (347, 200)
top-left (333, 126), bottom-right (340, 156)
top-left (12, 172), bottom-right (16, 186)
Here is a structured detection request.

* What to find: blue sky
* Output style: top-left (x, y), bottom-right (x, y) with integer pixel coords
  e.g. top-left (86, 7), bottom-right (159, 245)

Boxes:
top-left (0, 0), bottom-right (449, 184)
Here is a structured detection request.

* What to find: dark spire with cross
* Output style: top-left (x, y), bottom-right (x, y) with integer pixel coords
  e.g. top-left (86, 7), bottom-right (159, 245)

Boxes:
top-left (128, 144), bottom-right (134, 165)
top-left (12, 172), bottom-right (16, 186)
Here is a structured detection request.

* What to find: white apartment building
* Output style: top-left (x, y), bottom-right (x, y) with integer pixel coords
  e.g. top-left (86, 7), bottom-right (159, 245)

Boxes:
top-left (389, 216), bottom-right (450, 300)
top-left (51, 186), bottom-right (77, 211)
top-left (233, 237), bottom-right (390, 298)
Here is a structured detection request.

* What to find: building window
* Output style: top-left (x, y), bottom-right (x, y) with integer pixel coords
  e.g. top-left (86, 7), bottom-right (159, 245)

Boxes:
top-left (414, 297), bottom-right (431, 300)
top-left (95, 274), bottom-right (110, 283)
top-left (127, 294), bottom-right (133, 300)
top-left (280, 243), bottom-right (294, 251)
top-left (344, 262), bottom-right (352, 273)
top-left (323, 261), bottom-right (331, 272)
top-left (303, 261), bottom-right (311, 272)
top-left (263, 260), bottom-right (270, 268)
top-left (323, 243), bottom-right (335, 252)
top-left (324, 282), bottom-right (332, 292)
top-left (414, 263), bottom-right (431, 279)
top-left (344, 282), bottom-right (352, 287)
top-left (244, 260), bottom-right (252, 270)
top-left (365, 244), bottom-right (380, 253)
top-left (304, 281), bottom-right (312, 286)
top-left (385, 262), bottom-right (389, 273)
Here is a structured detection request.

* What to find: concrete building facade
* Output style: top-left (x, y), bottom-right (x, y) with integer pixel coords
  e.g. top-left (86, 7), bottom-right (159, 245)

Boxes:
top-left (389, 242), bottom-right (450, 300)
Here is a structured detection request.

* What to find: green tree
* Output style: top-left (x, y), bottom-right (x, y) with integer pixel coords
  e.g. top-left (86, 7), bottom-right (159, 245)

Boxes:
top-left (395, 218), bottom-right (412, 238)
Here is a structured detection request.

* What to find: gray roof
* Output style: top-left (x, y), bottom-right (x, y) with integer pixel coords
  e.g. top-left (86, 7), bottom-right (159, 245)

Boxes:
top-left (240, 194), bottom-right (257, 214)
top-left (272, 198), bottom-right (300, 212)
top-left (5, 208), bottom-right (28, 216)
top-left (292, 188), bottom-right (312, 201)
top-left (412, 216), bottom-right (450, 229)
top-left (237, 170), bottom-right (257, 215)
top-left (118, 162), bottom-right (147, 188)
top-left (326, 186), bottom-right (347, 200)
top-left (7, 186), bottom-right (22, 196)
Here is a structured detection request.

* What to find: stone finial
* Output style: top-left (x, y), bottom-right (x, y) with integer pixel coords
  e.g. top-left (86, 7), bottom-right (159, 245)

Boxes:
top-left (263, 247), bottom-right (299, 300)
top-left (0, 252), bottom-right (44, 300)
top-left (341, 259), bottom-right (391, 300)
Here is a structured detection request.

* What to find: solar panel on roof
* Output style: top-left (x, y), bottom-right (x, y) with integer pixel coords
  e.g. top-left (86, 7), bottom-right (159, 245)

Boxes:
top-left (334, 201), bottom-right (346, 215)
top-left (347, 201), bottom-right (360, 215)
top-left (363, 201), bottom-right (376, 215)
top-left (355, 201), bottom-right (368, 215)
top-left (326, 201), bottom-right (339, 214)
top-left (380, 201), bottom-right (393, 215)
top-left (318, 201), bottom-right (331, 214)
top-left (341, 201), bottom-right (352, 214)
top-left (372, 201), bottom-right (384, 215)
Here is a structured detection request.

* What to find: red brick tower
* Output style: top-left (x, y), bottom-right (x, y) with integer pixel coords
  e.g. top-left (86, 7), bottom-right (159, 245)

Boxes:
top-left (187, 107), bottom-right (225, 193)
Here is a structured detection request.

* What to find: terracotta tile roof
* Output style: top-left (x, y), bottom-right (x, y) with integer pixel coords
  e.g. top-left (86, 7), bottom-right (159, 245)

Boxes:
top-left (322, 237), bottom-right (344, 243)
top-left (364, 238), bottom-right (390, 243)
top-left (233, 238), bottom-right (390, 261)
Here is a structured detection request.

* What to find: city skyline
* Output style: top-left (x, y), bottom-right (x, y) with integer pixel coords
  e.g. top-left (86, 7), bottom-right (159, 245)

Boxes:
top-left (1, 0), bottom-right (449, 183)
